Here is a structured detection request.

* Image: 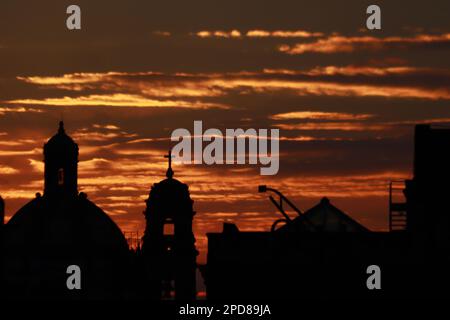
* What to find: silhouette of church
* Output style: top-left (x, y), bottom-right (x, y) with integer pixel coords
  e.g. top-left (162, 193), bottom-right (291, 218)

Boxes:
top-left (2, 122), bottom-right (132, 299)
top-left (2, 122), bottom-right (450, 300)
top-left (0, 122), bottom-right (198, 300)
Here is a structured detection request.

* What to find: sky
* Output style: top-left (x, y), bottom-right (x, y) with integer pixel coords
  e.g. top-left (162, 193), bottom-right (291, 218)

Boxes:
top-left (1, 0), bottom-right (450, 263)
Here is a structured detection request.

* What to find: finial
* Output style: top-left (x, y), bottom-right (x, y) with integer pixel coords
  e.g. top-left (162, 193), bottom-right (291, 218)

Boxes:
top-left (58, 121), bottom-right (65, 134)
top-left (164, 149), bottom-right (175, 179)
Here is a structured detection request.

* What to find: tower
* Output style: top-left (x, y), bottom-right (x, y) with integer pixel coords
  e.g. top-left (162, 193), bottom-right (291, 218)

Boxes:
top-left (405, 125), bottom-right (450, 252)
top-left (0, 195), bottom-right (4, 226)
top-left (142, 150), bottom-right (198, 300)
top-left (43, 121), bottom-right (79, 198)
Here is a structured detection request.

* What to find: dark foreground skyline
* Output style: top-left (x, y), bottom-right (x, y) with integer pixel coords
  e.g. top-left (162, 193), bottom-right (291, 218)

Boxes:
top-left (1, 1), bottom-right (450, 264)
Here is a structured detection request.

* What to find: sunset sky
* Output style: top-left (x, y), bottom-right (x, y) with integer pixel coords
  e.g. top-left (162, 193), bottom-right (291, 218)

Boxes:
top-left (1, 0), bottom-right (450, 263)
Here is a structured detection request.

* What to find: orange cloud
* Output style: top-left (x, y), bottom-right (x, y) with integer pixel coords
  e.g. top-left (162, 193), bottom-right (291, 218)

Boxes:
top-left (206, 78), bottom-right (450, 100)
top-left (271, 111), bottom-right (374, 121)
top-left (28, 158), bottom-right (44, 173)
top-left (153, 31), bottom-right (171, 37)
top-left (72, 131), bottom-right (137, 142)
top-left (276, 122), bottom-right (388, 131)
top-left (0, 189), bottom-right (38, 200)
top-left (246, 29), bottom-right (323, 38)
top-left (93, 124), bottom-right (120, 130)
top-left (301, 66), bottom-right (438, 77)
top-left (275, 117), bottom-right (450, 132)
top-left (0, 139), bottom-right (35, 147)
top-left (195, 30), bottom-right (242, 38)
top-left (279, 33), bottom-right (450, 54)
top-left (0, 106), bottom-right (43, 115)
top-left (0, 148), bottom-right (41, 157)
top-left (8, 94), bottom-right (229, 109)
top-left (279, 136), bottom-right (353, 141)
top-left (11, 66), bottom-right (450, 110)
top-left (194, 29), bottom-right (323, 38)
top-left (16, 72), bottom-right (152, 85)
top-left (0, 165), bottom-right (19, 174)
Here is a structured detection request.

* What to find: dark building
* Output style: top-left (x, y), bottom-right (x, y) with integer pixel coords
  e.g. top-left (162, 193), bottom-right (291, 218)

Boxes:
top-left (203, 124), bottom-right (450, 299)
top-left (2, 122), bottom-right (132, 299)
top-left (276, 197), bottom-right (369, 233)
top-left (0, 195), bottom-right (4, 227)
top-left (203, 198), bottom-right (409, 299)
top-left (141, 151), bottom-right (198, 300)
top-left (405, 125), bottom-right (450, 252)
top-left (2, 123), bottom-right (450, 300)
top-left (44, 122), bottom-right (79, 198)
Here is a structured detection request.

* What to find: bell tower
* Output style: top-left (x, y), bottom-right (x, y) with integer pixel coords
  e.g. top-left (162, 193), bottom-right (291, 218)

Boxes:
top-left (142, 150), bottom-right (198, 300)
top-left (43, 121), bottom-right (79, 198)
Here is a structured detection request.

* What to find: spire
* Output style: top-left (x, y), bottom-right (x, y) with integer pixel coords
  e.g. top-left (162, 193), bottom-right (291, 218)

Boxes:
top-left (58, 121), bottom-right (65, 134)
top-left (164, 149), bottom-right (175, 179)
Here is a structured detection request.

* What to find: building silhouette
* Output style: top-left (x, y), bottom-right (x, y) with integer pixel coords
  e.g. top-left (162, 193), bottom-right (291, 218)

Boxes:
top-left (44, 122), bottom-right (79, 198)
top-left (1, 123), bottom-right (450, 300)
top-left (276, 197), bottom-right (369, 233)
top-left (405, 125), bottom-right (450, 251)
top-left (0, 195), bottom-right (4, 227)
top-left (202, 124), bottom-right (450, 299)
top-left (141, 150), bottom-right (198, 300)
top-left (2, 122), bottom-right (131, 299)
top-left (203, 198), bottom-right (394, 299)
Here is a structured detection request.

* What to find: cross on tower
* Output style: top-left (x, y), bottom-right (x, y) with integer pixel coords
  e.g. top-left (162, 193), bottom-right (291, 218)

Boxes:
top-left (164, 149), bottom-right (175, 179)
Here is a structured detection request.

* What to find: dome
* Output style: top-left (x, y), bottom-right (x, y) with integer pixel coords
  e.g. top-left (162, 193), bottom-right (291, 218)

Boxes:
top-left (4, 193), bottom-right (131, 299)
top-left (6, 194), bottom-right (128, 250)
top-left (44, 121), bottom-right (78, 154)
top-left (145, 177), bottom-right (192, 220)
top-left (144, 150), bottom-right (194, 219)
top-left (3, 121), bottom-right (132, 299)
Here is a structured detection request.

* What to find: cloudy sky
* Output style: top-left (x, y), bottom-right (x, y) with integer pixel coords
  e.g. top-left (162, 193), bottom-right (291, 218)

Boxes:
top-left (1, 0), bottom-right (450, 262)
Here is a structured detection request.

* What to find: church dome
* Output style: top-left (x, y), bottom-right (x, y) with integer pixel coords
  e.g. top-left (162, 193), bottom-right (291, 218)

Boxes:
top-left (44, 121), bottom-right (78, 154)
top-left (6, 194), bottom-right (128, 250)
top-left (3, 121), bottom-right (132, 299)
top-left (4, 194), bottom-right (131, 299)
top-left (144, 156), bottom-right (194, 220)
top-left (146, 178), bottom-right (192, 217)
